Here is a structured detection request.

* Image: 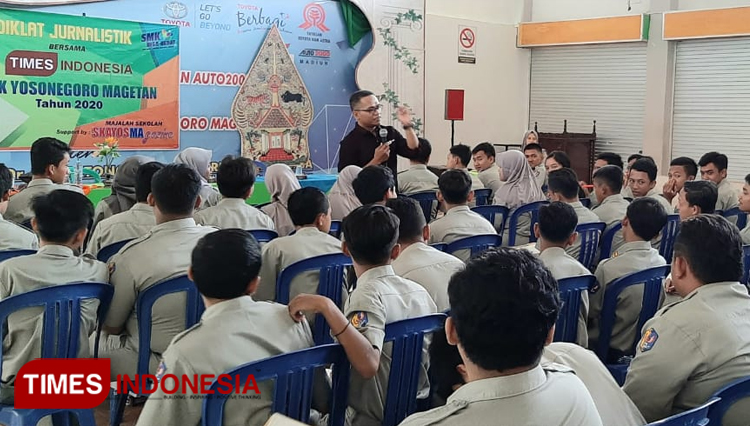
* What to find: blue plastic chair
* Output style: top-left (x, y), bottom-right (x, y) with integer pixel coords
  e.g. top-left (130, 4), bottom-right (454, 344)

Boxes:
top-left (248, 229), bottom-right (279, 243)
top-left (96, 239), bottom-right (135, 262)
top-left (507, 201), bottom-right (548, 246)
top-left (576, 222), bottom-right (606, 270)
top-left (383, 314), bottom-right (447, 426)
top-left (554, 275), bottom-right (596, 344)
top-left (708, 376), bottom-right (750, 425)
top-left (647, 398), bottom-right (719, 426)
top-left (658, 215), bottom-right (681, 262)
top-left (0, 282), bottom-right (114, 426)
top-left (579, 197), bottom-right (592, 209)
top-left (109, 275), bottom-right (205, 426)
top-left (445, 234), bottom-right (503, 259)
top-left (429, 243), bottom-right (447, 252)
top-left (0, 250), bottom-right (35, 263)
top-left (201, 344), bottom-right (350, 426)
top-left (471, 205), bottom-right (509, 235)
top-left (599, 222), bottom-right (624, 261)
top-left (742, 245), bottom-right (750, 285)
top-left (723, 207), bottom-right (748, 230)
top-left (473, 188), bottom-right (492, 206)
top-left (276, 253), bottom-right (352, 345)
top-left (329, 221), bottom-right (342, 239)
top-left (595, 265), bottom-right (671, 385)
top-left (407, 191), bottom-right (438, 224)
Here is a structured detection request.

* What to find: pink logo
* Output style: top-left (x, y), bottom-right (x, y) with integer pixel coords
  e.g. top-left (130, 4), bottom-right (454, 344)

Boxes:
top-left (299, 3), bottom-right (329, 32)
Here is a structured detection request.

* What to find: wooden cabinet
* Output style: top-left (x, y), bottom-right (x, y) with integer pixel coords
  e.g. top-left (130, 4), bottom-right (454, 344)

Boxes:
top-left (535, 120), bottom-right (597, 182)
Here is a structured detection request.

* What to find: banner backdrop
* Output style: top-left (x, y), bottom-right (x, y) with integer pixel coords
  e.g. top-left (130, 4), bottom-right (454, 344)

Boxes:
top-left (0, 8), bottom-right (180, 151)
top-left (0, 0), bottom-right (372, 178)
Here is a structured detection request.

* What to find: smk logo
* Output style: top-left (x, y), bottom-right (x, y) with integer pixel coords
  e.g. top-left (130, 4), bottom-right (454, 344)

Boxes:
top-left (299, 3), bottom-right (329, 32)
top-left (141, 29), bottom-right (177, 50)
top-left (162, 2), bottom-right (191, 27)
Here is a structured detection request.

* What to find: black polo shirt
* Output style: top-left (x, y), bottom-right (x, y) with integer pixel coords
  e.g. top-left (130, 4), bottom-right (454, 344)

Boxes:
top-left (338, 124), bottom-right (419, 178)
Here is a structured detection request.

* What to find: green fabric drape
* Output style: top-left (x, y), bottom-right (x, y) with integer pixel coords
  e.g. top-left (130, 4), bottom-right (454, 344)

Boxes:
top-left (339, 0), bottom-right (371, 47)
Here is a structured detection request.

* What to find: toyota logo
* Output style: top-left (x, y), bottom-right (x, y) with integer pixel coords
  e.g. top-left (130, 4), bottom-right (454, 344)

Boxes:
top-left (163, 2), bottom-right (188, 19)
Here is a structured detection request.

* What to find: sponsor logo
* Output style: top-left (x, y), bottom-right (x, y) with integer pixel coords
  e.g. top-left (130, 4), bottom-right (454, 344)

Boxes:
top-left (162, 2), bottom-right (191, 27)
top-left (5, 50), bottom-right (58, 77)
top-left (236, 6), bottom-right (289, 33)
top-left (299, 48), bottom-right (330, 59)
top-left (141, 29), bottom-right (178, 49)
top-left (299, 3), bottom-right (329, 32)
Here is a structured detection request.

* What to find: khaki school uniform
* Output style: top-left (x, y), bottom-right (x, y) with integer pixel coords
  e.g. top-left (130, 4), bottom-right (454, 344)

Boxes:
top-left (477, 164), bottom-right (503, 200)
top-left (531, 165), bottom-right (547, 190)
top-left (197, 184), bottom-right (221, 211)
top-left (589, 241), bottom-right (666, 355)
top-left (566, 200), bottom-right (601, 260)
top-left (428, 205), bottom-right (497, 262)
top-left (398, 165), bottom-right (439, 195)
top-left (644, 188), bottom-right (674, 214)
top-left (391, 242), bottom-right (464, 311)
top-left (0, 245), bottom-right (107, 401)
top-left (85, 203), bottom-right (155, 257)
top-left (716, 178), bottom-right (739, 212)
top-left (99, 218), bottom-right (216, 376)
top-left (399, 363), bottom-right (602, 426)
top-left (624, 282), bottom-right (750, 424)
top-left (5, 179), bottom-right (83, 224)
top-left (0, 213), bottom-right (38, 251)
top-left (344, 265), bottom-right (437, 426)
top-left (136, 296), bottom-right (314, 426)
top-left (592, 194), bottom-right (629, 255)
top-left (462, 169), bottom-right (484, 192)
top-left (194, 198), bottom-right (275, 230)
top-left (502, 207), bottom-right (533, 247)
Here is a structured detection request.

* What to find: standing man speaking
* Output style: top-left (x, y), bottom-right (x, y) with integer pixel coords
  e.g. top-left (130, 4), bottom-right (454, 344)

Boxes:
top-left (338, 90), bottom-right (420, 179)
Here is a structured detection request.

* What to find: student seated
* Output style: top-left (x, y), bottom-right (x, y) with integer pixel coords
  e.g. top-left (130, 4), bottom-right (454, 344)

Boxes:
top-left (585, 152), bottom-right (623, 205)
top-left (471, 142), bottom-right (502, 198)
top-left (624, 215), bottom-right (750, 425)
top-left (136, 229), bottom-right (314, 426)
top-left (85, 162), bottom-right (163, 257)
top-left (352, 165), bottom-right (397, 205)
top-left (401, 248), bottom-right (602, 426)
top-left (446, 144), bottom-right (483, 190)
top-left (194, 156), bottom-right (275, 230)
top-left (698, 151), bottom-right (738, 212)
top-left (661, 157), bottom-right (698, 210)
top-left (329, 165), bottom-right (362, 221)
top-left (256, 187), bottom-right (345, 313)
top-left (535, 202), bottom-right (592, 347)
top-left (621, 154), bottom-right (644, 199)
top-left (5, 137), bottom-right (82, 224)
top-left (261, 164), bottom-right (301, 236)
top-left (99, 164), bottom-right (217, 377)
top-left (592, 165), bottom-right (630, 255)
top-left (494, 150), bottom-right (546, 246)
top-left (173, 147), bottom-right (221, 210)
top-left (547, 168), bottom-right (600, 259)
top-left (739, 174), bottom-right (750, 244)
top-left (524, 143), bottom-right (547, 189)
top-left (91, 155), bottom-right (153, 233)
top-left (387, 197), bottom-right (464, 311)
top-left (398, 138), bottom-right (439, 195)
top-left (627, 157), bottom-right (674, 213)
top-left (288, 205), bottom-right (437, 426)
top-left (0, 164), bottom-right (37, 251)
top-left (0, 190), bottom-right (105, 402)
top-left (588, 198), bottom-right (667, 359)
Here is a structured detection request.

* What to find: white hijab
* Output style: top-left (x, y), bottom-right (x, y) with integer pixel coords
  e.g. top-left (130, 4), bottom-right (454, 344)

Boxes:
top-left (261, 164), bottom-right (301, 236)
top-left (173, 147), bottom-right (220, 209)
top-left (329, 165), bottom-right (362, 221)
top-left (493, 150), bottom-right (546, 209)
top-left (522, 130), bottom-right (539, 149)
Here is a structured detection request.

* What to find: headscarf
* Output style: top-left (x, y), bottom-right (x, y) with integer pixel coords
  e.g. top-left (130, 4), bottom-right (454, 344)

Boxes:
top-left (103, 155), bottom-right (153, 215)
top-left (522, 130), bottom-right (539, 148)
top-left (329, 165), bottom-right (362, 221)
top-left (173, 148), bottom-right (211, 182)
top-left (493, 150), bottom-right (545, 209)
top-left (261, 164), bottom-right (301, 236)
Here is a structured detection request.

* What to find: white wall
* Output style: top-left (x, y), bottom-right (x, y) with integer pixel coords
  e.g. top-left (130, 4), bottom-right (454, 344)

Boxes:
top-left (427, 0), bottom-right (525, 24)
top-left (531, 0), bottom-right (650, 21)
top-left (678, 0), bottom-right (750, 10)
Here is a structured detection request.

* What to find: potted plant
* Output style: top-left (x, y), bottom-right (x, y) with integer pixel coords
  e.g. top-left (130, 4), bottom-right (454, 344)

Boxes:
top-left (93, 137), bottom-right (120, 183)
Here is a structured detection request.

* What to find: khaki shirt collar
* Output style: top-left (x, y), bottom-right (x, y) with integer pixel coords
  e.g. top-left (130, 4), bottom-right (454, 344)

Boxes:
top-left (130, 203), bottom-right (154, 213)
top-left (448, 364), bottom-right (547, 404)
top-left (151, 218), bottom-right (198, 234)
top-left (409, 164), bottom-right (429, 171)
top-left (613, 240), bottom-right (652, 257)
top-left (358, 265), bottom-right (396, 283)
top-left (28, 178), bottom-right (55, 188)
top-left (294, 226), bottom-right (325, 237)
top-left (217, 198), bottom-right (247, 207)
top-left (201, 295), bottom-right (256, 321)
top-left (599, 193), bottom-right (626, 206)
top-left (446, 205), bottom-right (471, 215)
top-left (37, 244), bottom-right (75, 258)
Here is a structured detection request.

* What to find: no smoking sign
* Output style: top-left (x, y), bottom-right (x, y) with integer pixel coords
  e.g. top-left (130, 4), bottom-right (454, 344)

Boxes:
top-left (458, 26), bottom-right (476, 64)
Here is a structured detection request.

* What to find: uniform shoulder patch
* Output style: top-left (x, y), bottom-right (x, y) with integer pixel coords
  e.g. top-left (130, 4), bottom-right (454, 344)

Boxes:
top-left (155, 361), bottom-right (167, 381)
top-left (638, 328), bottom-right (659, 352)
top-left (350, 312), bottom-right (368, 329)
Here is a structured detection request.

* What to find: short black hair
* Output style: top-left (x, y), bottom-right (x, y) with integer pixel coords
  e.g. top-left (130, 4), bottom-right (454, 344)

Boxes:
top-left (191, 229), bottom-right (262, 299)
top-left (386, 197), bottom-right (425, 243)
top-left (150, 164), bottom-right (202, 215)
top-left (438, 169), bottom-right (472, 205)
top-left (349, 90), bottom-right (374, 110)
top-left (538, 202), bottom-right (578, 244)
top-left (630, 158), bottom-right (657, 182)
top-left (626, 198), bottom-right (668, 241)
top-left (746, 174), bottom-right (750, 185)
top-left (31, 189), bottom-right (94, 243)
top-left (449, 144), bottom-right (471, 168)
top-left (135, 162), bottom-right (165, 203)
top-left (30, 137), bottom-right (71, 175)
top-left (288, 187), bottom-right (329, 226)
top-left (547, 151), bottom-right (571, 168)
top-left (593, 165), bottom-right (624, 194)
top-left (352, 166), bottom-right (394, 205)
top-left (342, 205), bottom-right (399, 266)
top-left (596, 152), bottom-right (624, 170)
top-left (413, 138), bottom-right (432, 165)
top-left (698, 151), bottom-right (728, 171)
top-left (670, 156), bottom-right (698, 178)
top-left (471, 142), bottom-right (495, 159)
top-left (675, 215), bottom-right (742, 283)
top-left (682, 181), bottom-right (717, 214)
top-left (523, 143), bottom-right (543, 154)
top-left (627, 153), bottom-right (644, 164)
top-left (0, 164), bottom-right (12, 196)
top-left (547, 168), bottom-right (580, 199)
top-left (216, 156), bottom-right (256, 198)
top-left (449, 248), bottom-right (560, 371)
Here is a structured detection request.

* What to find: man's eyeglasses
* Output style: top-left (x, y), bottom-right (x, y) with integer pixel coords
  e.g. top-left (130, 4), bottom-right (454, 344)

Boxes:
top-left (354, 104), bottom-right (382, 114)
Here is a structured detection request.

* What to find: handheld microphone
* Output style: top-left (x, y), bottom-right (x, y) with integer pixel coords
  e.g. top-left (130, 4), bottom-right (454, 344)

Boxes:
top-left (378, 127), bottom-right (388, 144)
